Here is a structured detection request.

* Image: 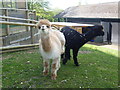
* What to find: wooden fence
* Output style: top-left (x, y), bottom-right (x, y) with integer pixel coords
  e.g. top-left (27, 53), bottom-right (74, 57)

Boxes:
top-left (0, 8), bottom-right (39, 48)
top-left (0, 20), bottom-right (38, 46)
top-left (0, 8), bottom-right (37, 34)
top-left (1, 43), bottom-right (39, 54)
top-left (0, 8), bottom-right (98, 53)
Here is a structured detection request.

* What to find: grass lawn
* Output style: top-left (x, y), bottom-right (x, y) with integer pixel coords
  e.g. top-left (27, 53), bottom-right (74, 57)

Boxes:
top-left (2, 44), bottom-right (118, 88)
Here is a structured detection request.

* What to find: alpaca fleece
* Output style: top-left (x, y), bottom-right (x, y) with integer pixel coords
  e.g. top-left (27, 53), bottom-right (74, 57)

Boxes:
top-left (61, 25), bottom-right (104, 66)
top-left (37, 19), bottom-right (65, 80)
top-left (39, 30), bottom-right (65, 59)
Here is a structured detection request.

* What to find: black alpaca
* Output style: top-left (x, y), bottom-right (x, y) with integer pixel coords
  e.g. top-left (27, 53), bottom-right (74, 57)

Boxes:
top-left (61, 25), bottom-right (104, 66)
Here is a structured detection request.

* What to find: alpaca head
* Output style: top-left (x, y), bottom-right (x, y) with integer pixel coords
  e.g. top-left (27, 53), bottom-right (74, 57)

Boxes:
top-left (36, 19), bottom-right (51, 35)
top-left (83, 25), bottom-right (104, 36)
top-left (93, 25), bottom-right (104, 36)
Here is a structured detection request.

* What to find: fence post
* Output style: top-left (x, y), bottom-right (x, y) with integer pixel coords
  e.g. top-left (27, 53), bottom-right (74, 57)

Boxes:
top-left (30, 26), bottom-right (34, 44)
top-left (0, 37), bottom-right (2, 47)
top-left (5, 9), bottom-right (9, 35)
top-left (33, 10), bottom-right (36, 23)
top-left (26, 10), bottom-right (29, 31)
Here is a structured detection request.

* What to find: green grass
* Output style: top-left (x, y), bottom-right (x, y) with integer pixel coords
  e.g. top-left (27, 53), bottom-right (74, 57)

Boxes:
top-left (2, 44), bottom-right (118, 88)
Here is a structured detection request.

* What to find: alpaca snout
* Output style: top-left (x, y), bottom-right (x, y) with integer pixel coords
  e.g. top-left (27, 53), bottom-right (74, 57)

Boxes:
top-left (42, 28), bottom-right (45, 31)
top-left (41, 26), bottom-right (45, 31)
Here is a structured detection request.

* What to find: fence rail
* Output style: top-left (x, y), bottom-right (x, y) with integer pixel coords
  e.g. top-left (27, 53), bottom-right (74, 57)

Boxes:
top-left (0, 19), bottom-right (39, 53)
top-left (0, 15), bottom-right (38, 23)
top-left (1, 21), bottom-right (38, 45)
top-left (0, 43), bottom-right (39, 54)
top-left (0, 8), bottom-right (36, 12)
top-left (0, 21), bottom-right (36, 26)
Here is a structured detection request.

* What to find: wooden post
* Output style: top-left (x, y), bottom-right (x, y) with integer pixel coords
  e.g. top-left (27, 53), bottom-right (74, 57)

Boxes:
top-left (2, 36), bottom-right (10, 46)
top-left (33, 11), bottom-right (36, 24)
top-left (30, 26), bottom-right (34, 44)
top-left (33, 11), bottom-right (36, 19)
top-left (5, 9), bottom-right (9, 35)
top-left (26, 10), bottom-right (29, 31)
top-left (0, 37), bottom-right (3, 47)
top-left (2, 0), bottom-right (4, 8)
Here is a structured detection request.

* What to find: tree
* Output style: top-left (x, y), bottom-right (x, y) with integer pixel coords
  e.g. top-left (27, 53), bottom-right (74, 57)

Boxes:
top-left (28, 0), bottom-right (49, 10)
top-left (28, 0), bottom-right (63, 21)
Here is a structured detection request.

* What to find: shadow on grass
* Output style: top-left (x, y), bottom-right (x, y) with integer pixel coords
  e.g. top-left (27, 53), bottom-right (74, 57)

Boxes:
top-left (2, 45), bottom-right (118, 88)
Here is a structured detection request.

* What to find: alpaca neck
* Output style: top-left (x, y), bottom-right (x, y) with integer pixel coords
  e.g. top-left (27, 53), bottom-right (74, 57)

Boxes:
top-left (41, 35), bottom-right (51, 52)
top-left (83, 30), bottom-right (96, 43)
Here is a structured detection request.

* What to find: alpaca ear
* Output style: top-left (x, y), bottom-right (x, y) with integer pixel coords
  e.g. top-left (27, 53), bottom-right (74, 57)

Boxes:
top-left (35, 23), bottom-right (38, 29)
top-left (51, 24), bottom-right (59, 30)
top-left (100, 26), bottom-right (103, 29)
top-left (50, 25), bottom-right (52, 28)
top-left (36, 19), bottom-right (43, 28)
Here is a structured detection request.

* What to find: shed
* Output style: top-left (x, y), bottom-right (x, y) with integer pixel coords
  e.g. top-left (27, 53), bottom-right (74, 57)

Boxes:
top-left (54, 2), bottom-right (120, 45)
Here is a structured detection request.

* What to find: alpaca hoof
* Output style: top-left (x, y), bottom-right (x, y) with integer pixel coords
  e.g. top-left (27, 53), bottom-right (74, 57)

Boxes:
top-left (75, 63), bottom-right (79, 66)
top-left (63, 59), bottom-right (67, 65)
top-left (63, 61), bottom-right (66, 65)
top-left (51, 74), bottom-right (57, 80)
top-left (43, 70), bottom-right (48, 76)
top-left (51, 76), bottom-right (56, 80)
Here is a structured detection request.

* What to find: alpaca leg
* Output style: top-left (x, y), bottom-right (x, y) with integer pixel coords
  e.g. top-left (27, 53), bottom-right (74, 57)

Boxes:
top-left (57, 57), bottom-right (61, 70)
top-left (61, 41), bottom-right (65, 54)
top-left (51, 58), bottom-right (59, 80)
top-left (61, 53), bottom-right (65, 60)
top-left (56, 32), bottom-right (65, 54)
top-left (73, 48), bottom-right (79, 66)
top-left (43, 60), bottom-right (50, 76)
top-left (63, 48), bottom-right (70, 65)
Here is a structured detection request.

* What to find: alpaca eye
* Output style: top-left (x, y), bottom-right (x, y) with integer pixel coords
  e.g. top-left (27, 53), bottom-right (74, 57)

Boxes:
top-left (38, 26), bottom-right (41, 29)
top-left (47, 26), bottom-right (50, 28)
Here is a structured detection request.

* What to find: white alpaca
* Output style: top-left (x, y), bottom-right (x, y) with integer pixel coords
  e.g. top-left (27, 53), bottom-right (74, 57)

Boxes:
top-left (36, 19), bottom-right (65, 80)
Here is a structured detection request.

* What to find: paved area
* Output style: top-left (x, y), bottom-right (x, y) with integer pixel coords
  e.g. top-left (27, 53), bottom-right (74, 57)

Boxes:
top-left (100, 44), bottom-right (119, 51)
top-left (87, 42), bottom-right (119, 51)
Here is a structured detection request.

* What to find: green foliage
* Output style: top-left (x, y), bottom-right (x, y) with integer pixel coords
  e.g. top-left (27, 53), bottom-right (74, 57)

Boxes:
top-left (28, 1), bottom-right (63, 21)
top-left (0, 1), bottom-right (16, 8)
top-left (28, 0), bottom-right (49, 10)
top-left (2, 44), bottom-right (118, 88)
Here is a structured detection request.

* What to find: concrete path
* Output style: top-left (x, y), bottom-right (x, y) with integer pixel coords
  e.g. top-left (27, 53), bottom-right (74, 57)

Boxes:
top-left (100, 44), bottom-right (119, 51)
top-left (87, 42), bottom-right (119, 51)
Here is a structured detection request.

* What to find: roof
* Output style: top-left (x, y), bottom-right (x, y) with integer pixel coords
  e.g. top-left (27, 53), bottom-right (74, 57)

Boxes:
top-left (54, 2), bottom-right (119, 19)
top-left (51, 22), bottom-right (94, 27)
